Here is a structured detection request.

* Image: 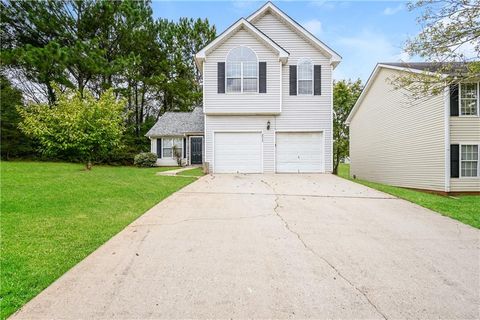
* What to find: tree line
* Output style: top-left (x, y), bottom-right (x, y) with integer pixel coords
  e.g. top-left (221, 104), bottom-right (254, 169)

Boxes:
top-left (0, 0), bottom-right (216, 162)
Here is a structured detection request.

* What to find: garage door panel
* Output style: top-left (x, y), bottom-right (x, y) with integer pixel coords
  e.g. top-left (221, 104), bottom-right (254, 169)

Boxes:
top-left (214, 132), bottom-right (262, 173)
top-left (276, 132), bottom-right (324, 173)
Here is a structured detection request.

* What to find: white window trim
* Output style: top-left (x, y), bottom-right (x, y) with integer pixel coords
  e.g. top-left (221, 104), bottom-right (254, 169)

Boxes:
top-left (458, 82), bottom-right (479, 117)
top-left (459, 143), bottom-right (480, 178)
top-left (225, 46), bottom-right (259, 94)
top-left (161, 137), bottom-right (184, 159)
top-left (297, 58), bottom-right (314, 96)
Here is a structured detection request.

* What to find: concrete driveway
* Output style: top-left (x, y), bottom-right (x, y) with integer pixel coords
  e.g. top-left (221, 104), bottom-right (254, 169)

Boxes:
top-left (12, 174), bottom-right (479, 319)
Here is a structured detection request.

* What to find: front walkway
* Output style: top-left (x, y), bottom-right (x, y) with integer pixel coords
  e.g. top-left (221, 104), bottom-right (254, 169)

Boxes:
top-left (12, 174), bottom-right (480, 319)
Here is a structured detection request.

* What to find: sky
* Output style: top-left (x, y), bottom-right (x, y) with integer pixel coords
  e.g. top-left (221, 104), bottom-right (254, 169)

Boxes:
top-left (151, 0), bottom-right (421, 82)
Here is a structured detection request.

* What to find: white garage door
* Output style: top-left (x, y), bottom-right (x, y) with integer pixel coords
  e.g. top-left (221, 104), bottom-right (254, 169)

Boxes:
top-left (276, 132), bottom-right (324, 173)
top-left (214, 132), bottom-right (262, 173)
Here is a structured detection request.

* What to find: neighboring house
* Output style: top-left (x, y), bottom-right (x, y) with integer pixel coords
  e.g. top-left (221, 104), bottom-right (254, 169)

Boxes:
top-left (147, 1), bottom-right (341, 173)
top-left (346, 62), bottom-right (480, 193)
top-left (146, 107), bottom-right (204, 166)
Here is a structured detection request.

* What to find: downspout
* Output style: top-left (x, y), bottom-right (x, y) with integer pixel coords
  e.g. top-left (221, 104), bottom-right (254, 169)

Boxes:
top-left (444, 84), bottom-right (451, 193)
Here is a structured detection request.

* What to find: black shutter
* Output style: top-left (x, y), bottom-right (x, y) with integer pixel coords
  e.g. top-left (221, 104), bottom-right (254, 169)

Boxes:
top-left (450, 84), bottom-right (459, 116)
top-left (450, 144), bottom-right (459, 178)
top-left (259, 62), bottom-right (267, 93)
top-left (289, 65), bottom-right (297, 95)
top-left (156, 138), bottom-right (162, 158)
top-left (217, 62), bottom-right (225, 93)
top-left (314, 65), bottom-right (321, 95)
top-left (183, 138), bottom-right (186, 159)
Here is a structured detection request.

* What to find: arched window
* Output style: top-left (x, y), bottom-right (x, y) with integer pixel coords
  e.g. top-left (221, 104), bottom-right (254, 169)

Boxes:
top-left (226, 46), bottom-right (258, 93)
top-left (297, 59), bottom-right (313, 95)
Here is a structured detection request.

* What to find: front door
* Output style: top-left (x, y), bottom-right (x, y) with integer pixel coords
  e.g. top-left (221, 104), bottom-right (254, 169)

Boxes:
top-left (190, 137), bottom-right (203, 165)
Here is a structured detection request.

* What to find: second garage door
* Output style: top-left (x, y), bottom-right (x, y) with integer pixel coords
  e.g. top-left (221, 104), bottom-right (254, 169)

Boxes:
top-left (276, 132), bottom-right (324, 173)
top-left (214, 132), bottom-right (262, 173)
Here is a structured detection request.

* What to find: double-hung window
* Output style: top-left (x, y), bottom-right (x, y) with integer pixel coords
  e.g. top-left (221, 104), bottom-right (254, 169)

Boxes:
top-left (459, 83), bottom-right (479, 116)
top-left (460, 145), bottom-right (479, 177)
top-left (163, 138), bottom-right (182, 158)
top-left (297, 59), bottom-right (313, 95)
top-left (226, 46), bottom-right (258, 93)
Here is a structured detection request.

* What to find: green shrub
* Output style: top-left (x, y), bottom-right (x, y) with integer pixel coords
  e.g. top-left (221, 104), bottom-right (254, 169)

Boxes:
top-left (134, 152), bottom-right (157, 167)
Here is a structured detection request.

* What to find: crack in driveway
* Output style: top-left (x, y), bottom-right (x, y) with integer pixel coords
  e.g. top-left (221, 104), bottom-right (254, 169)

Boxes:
top-left (260, 179), bottom-right (389, 320)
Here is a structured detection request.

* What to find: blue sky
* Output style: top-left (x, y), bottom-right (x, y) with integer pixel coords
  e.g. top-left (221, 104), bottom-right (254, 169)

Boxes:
top-left (152, 1), bottom-right (420, 82)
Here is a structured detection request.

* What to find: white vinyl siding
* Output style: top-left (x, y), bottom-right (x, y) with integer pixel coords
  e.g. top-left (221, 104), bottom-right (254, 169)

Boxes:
top-left (214, 132), bottom-right (262, 173)
top-left (203, 28), bottom-right (280, 115)
top-left (349, 68), bottom-right (446, 191)
top-left (202, 11), bottom-right (334, 173)
top-left (253, 12), bottom-right (333, 172)
top-left (450, 110), bottom-right (480, 192)
top-left (276, 132), bottom-right (324, 173)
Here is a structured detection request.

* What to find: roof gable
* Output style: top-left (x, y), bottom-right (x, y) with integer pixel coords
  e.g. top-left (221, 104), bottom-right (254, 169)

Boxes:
top-left (247, 2), bottom-right (341, 67)
top-left (195, 18), bottom-right (289, 70)
top-left (346, 63), bottom-right (448, 124)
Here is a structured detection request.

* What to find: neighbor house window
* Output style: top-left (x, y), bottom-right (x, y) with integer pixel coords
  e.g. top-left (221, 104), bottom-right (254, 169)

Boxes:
top-left (163, 138), bottom-right (182, 158)
top-left (226, 46), bottom-right (257, 93)
top-left (460, 83), bottom-right (479, 116)
top-left (297, 59), bottom-right (313, 95)
top-left (461, 144), bottom-right (479, 177)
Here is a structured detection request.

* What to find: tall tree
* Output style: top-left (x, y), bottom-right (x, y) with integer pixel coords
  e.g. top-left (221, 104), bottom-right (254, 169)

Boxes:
top-left (333, 79), bottom-right (362, 175)
top-left (393, 0), bottom-right (480, 96)
top-left (0, 75), bottom-right (34, 159)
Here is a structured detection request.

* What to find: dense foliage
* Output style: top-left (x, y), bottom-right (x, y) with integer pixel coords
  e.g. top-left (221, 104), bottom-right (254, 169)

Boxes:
top-left (18, 88), bottom-right (126, 169)
top-left (134, 152), bottom-right (158, 167)
top-left (333, 79), bottom-right (362, 175)
top-left (0, 75), bottom-right (35, 159)
top-left (0, 0), bottom-right (216, 161)
top-left (394, 0), bottom-right (480, 96)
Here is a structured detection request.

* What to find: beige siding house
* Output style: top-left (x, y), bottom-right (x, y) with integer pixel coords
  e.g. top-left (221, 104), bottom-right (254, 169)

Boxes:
top-left (147, 2), bottom-right (341, 173)
top-left (196, 2), bottom-right (340, 173)
top-left (347, 63), bottom-right (480, 193)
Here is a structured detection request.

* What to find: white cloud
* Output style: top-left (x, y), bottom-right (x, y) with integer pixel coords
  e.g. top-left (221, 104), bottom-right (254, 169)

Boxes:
top-left (303, 19), bottom-right (323, 35)
top-left (383, 4), bottom-right (404, 15)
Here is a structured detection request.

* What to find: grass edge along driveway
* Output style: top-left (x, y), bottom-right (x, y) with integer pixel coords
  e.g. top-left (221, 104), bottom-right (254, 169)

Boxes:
top-left (0, 161), bottom-right (196, 319)
top-left (337, 164), bottom-right (479, 229)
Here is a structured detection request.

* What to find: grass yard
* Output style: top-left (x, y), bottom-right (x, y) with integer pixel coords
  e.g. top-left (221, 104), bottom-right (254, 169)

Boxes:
top-left (176, 167), bottom-right (205, 177)
top-left (337, 164), bottom-right (480, 229)
top-left (0, 161), bottom-right (196, 319)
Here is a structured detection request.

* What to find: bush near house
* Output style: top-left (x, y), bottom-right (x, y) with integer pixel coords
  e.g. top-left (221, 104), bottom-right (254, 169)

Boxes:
top-left (134, 152), bottom-right (158, 167)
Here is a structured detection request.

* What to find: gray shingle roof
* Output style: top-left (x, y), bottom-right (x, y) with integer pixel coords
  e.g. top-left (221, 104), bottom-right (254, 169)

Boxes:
top-left (381, 62), bottom-right (474, 75)
top-left (146, 107), bottom-right (204, 137)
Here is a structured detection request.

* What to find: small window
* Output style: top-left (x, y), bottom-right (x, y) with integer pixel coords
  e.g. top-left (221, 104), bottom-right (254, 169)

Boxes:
top-left (461, 145), bottom-right (479, 177)
top-left (297, 59), bottom-right (313, 95)
top-left (460, 83), bottom-right (479, 116)
top-left (163, 138), bottom-right (182, 158)
top-left (226, 47), bottom-right (258, 93)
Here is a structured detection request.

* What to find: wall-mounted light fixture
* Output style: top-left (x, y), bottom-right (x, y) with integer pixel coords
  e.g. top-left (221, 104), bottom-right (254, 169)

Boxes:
top-left (267, 120), bottom-right (271, 130)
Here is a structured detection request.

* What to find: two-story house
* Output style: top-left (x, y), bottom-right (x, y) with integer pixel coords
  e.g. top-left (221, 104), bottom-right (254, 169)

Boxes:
top-left (147, 2), bottom-right (341, 173)
top-left (346, 63), bottom-right (480, 193)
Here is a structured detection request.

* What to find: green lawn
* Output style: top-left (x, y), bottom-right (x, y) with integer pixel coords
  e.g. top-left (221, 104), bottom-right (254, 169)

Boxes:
top-left (176, 167), bottom-right (205, 177)
top-left (0, 161), bottom-right (196, 319)
top-left (337, 164), bottom-right (480, 229)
